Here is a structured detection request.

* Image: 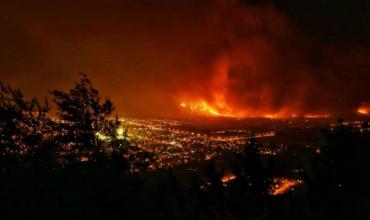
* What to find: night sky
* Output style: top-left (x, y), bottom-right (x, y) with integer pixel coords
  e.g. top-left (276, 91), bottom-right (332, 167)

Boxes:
top-left (1, 0), bottom-right (370, 117)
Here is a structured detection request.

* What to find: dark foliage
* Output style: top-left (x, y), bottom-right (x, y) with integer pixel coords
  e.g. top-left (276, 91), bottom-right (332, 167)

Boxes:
top-left (0, 74), bottom-right (154, 219)
top-left (190, 137), bottom-right (273, 219)
top-left (305, 120), bottom-right (370, 220)
top-left (51, 73), bottom-right (116, 163)
top-left (228, 136), bottom-right (273, 219)
top-left (0, 82), bottom-right (53, 170)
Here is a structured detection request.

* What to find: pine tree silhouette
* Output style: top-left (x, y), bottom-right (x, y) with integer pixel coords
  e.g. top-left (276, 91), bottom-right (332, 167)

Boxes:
top-left (0, 82), bottom-right (52, 170)
top-left (51, 73), bottom-right (115, 163)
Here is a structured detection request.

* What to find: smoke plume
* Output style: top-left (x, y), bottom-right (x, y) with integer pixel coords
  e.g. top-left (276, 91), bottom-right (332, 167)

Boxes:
top-left (1, 0), bottom-right (369, 117)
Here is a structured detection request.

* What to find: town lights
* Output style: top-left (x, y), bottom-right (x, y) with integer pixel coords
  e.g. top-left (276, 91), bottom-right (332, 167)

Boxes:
top-left (116, 127), bottom-right (125, 140)
top-left (96, 132), bottom-right (111, 141)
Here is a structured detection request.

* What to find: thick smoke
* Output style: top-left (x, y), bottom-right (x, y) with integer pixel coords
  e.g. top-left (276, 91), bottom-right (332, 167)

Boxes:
top-left (175, 0), bottom-right (370, 117)
top-left (1, 0), bottom-right (369, 117)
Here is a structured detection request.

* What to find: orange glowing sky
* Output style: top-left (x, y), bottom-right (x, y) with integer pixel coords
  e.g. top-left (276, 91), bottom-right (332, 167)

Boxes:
top-left (1, 0), bottom-right (370, 118)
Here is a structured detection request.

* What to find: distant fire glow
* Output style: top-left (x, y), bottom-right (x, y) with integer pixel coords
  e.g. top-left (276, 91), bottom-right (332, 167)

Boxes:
top-left (176, 53), bottom-right (335, 119)
top-left (304, 114), bottom-right (331, 119)
top-left (179, 100), bottom-right (331, 119)
top-left (222, 174), bottom-right (237, 184)
top-left (357, 104), bottom-right (370, 115)
top-left (271, 178), bottom-right (303, 196)
top-left (0, 1), bottom-right (370, 118)
top-left (180, 100), bottom-right (245, 118)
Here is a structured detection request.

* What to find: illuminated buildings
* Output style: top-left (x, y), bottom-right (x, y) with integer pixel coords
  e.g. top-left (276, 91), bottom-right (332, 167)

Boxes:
top-left (121, 118), bottom-right (281, 169)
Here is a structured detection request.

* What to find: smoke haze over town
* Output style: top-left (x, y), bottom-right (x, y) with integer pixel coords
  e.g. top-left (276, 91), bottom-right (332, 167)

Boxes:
top-left (1, 0), bottom-right (370, 117)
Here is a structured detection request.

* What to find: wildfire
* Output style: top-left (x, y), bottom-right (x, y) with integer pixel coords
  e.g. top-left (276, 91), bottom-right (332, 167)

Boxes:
top-left (179, 100), bottom-right (332, 119)
top-left (357, 104), bottom-right (369, 115)
top-left (271, 178), bottom-right (303, 196)
top-left (177, 56), bottom-right (334, 119)
top-left (304, 113), bottom-right (331, 119)
top-left (221, 174), bottom-right (237, 183)
top-left (179, 100), bottom-right (245, 118)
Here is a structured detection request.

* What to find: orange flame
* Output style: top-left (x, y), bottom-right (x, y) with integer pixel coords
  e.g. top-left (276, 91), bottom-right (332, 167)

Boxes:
top-left (304, 113), bottom-right (330, 119)
top-left (180, 100), bottom-right (244, 117)
top-left (357, 104), bottom-right (369, 115)
top-left (221, 174), bottom-right (237, 183)
top-left (179, 100), bottom-right (331, 119)
top-left (177, 56), bottom-right (333, 119)
top-left (358, 108), bottom-right (368, 115)
top-left (271, 178), bottom-right (302, 196)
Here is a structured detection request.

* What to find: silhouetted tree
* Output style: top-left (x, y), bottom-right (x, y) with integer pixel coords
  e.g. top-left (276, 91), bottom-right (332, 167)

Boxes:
top-left (193, 137), bottom-right (274, 219)
top-left (201, 159), bottom-right (228, 219)
top-left (0, 82), bottom-right (56, 219)
top-left (229, 136), bottom-right (272, 219)
top-left (51, 73), bottom-right (115, 162)
top-left (0, 75), bottom-right (160, 220)
top-left (0, 82), bottom-right (52, 170)
top-left (305, 120), bottom-right (370, 220)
